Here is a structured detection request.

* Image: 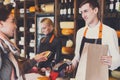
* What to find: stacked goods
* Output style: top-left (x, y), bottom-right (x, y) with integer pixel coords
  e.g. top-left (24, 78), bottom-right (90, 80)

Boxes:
top-left (62, 39), bottom-right (74, 54)
top-left (29, 6), bottom-right (36, 12)
top-left (60, 21), bottom-right (74, 36)
top-left (60, 21), bottom-right (74, 54)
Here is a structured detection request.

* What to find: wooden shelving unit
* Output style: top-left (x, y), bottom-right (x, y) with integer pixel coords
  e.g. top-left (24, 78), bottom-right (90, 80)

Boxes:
top-left (14, 0), bottom-right (36, 58)
top-left (102, 0), bottom-right (120, 46)
top-left (13, 0), bottom-right (120, 59)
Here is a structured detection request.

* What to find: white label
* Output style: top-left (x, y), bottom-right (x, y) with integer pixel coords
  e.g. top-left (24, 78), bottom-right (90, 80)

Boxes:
top-left (73, 8), bottom-right (74, 14)
top-left (109, 3), bottom-right (114, 10)
top-left (64, 8), bottom-right (67, 15)
top-left (115, 2), bottom-right (120, 11)
top-left (68, 8), bottom-right (71, 14)
top-left (60, 9), bottom-right (63, 15)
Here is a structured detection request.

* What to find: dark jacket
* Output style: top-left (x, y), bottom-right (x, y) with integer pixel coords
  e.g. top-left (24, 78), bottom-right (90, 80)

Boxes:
top-left (0, 38), bottom-right (37, 80)
top-left (37, 32), bottom-right (63, 68)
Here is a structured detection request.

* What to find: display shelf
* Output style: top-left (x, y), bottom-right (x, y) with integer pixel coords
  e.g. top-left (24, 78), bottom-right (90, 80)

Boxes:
top-left (103, 0), bottom-right (120, 41)
top-left (55, 0), bottom-right (78, 60)
top-left (14, 0), bottom-right (36, 58)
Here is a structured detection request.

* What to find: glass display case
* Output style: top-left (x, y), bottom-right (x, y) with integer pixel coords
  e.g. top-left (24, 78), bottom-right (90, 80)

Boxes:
top-left (35, 13), bottom-right (54, 54)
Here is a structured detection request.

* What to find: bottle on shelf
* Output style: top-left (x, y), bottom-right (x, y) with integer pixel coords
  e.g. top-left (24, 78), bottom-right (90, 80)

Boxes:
top-left (60, 0), bottom-right (64, 20)
top-left (67, 0), bottom-right (73, 19)
top-left (60, 0), bottom-right (67, 20)
top-left (29, 40), bottom-right (35, 47)
top-left (63, 0), bottom-right (67, 17)
top-left (72, 0), bottom-right (74, 15)
top-left (29, 24), bottom-right (35, 33)
top-left (115, 0), bottom-right (120, 12)
top-left (19, 26), bottom-right (24, 32)
top-left (109, 0), bottom-right (115, 12)
top-left (20, 49), bottom-right (25, 57)
top-left (19, 37), bottom-right (24, 45)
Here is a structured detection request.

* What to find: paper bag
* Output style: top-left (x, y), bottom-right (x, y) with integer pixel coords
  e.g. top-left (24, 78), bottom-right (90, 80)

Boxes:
top-left (75, 43), bottom-right (108, 80)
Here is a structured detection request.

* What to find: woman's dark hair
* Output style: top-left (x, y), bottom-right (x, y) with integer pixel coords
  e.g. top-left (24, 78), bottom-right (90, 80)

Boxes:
top-left (0, 4), bottom-right (13, 21)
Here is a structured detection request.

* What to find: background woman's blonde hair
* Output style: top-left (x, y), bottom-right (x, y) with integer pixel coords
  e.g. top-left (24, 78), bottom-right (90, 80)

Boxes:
top-left (41, 18), bottom-right (54, 27)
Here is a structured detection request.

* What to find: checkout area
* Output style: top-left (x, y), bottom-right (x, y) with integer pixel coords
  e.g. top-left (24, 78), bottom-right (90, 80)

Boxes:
top-left (0, 0), bottom-right (120, 80)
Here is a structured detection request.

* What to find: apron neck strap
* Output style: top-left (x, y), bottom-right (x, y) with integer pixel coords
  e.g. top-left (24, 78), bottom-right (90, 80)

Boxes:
top-left (83, 23), bottom-right (103, 39)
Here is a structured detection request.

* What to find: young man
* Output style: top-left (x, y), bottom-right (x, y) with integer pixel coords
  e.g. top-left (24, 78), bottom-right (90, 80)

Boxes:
top-left (66, 0), bottom-right (120, 73)
top-left (0, 4), bottom-right (47, 80)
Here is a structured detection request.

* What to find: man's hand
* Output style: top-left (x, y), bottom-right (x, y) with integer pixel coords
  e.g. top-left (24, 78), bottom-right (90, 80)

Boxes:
top-left (101, 56), bottom-right (112, 67)
top-left (65, 64), bottom-right (74, 73)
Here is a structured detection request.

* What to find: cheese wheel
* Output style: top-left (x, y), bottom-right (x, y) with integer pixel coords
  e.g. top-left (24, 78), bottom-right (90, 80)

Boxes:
top-left (66, 39), bottom-right (73, 47)
top-left (62, 47), bottom-right (74, 55)
top-left (29, 6), bottom-right (35, 12)
top-left (61, 29), bottom-right (74, 36)
top-left (41, 4), bottom-right (54, 13)
top-left (60, 21), bottom-right (74, 29)
top-left (37, 76), bottom-right (50, 80)
top-left (3, 0), bottom-right (10, 5)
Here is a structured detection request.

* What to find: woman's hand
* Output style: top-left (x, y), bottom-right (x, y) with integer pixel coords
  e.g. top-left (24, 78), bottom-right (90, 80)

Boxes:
top-left (101, 56), bottom-right (112, 67)
top-left (34, 52), bottom-right (48, 63)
